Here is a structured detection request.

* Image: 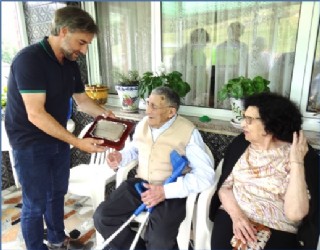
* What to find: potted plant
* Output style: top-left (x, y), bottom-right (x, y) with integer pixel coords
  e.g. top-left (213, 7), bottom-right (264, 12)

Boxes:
top-left (217, 76), bottom-right (270, 124)
top-left (1, 86), bottom-right (7, 109)
top-left (1, 85), bottom-right (7, 118)
top-left (114, 70), bottom-right (141, 113)
top-left (139, 67), bottom-right (191, 101)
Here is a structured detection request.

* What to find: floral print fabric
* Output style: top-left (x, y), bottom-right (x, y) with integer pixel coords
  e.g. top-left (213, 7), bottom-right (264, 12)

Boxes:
top-left (222, 144), bottom-right (300, 233)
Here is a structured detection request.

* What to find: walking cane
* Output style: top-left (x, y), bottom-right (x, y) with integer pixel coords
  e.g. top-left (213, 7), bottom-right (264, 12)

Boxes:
top-left (96, 150), bottom-right (188, 250)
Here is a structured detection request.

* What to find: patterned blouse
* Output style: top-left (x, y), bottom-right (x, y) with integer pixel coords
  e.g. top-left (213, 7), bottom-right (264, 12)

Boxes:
top-left (221, 143), bottom-right (301, 233)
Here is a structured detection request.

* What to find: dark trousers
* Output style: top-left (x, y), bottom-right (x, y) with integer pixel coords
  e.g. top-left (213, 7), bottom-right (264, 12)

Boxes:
top-left (211, 209), bottom-right (300, 250)
top-left (13, 142), bottom-right (70, 250)
top-left (93, 178), bottom-right (186, 250)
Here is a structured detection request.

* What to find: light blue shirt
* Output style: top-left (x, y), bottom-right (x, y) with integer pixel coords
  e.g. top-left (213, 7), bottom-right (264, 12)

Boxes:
top-left (119, 115), bottom-right (215, 199)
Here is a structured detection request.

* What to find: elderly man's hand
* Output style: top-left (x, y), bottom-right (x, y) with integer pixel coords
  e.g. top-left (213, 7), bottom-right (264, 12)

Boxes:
top-left (141, 183), bottom-right (165, 208)
top-left (106, 151), bottom-right (122, 171)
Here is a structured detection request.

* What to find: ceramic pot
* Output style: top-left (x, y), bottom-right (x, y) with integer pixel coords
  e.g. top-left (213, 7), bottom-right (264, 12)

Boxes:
top-left (115, 85), bottom-right (139, 113)
top-left (85, 85), bottom-right (108, 105)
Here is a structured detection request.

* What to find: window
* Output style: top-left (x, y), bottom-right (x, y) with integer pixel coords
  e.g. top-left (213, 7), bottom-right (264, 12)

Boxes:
top-left (86, 2), bottom-right (319, 131)
top-left (162, 2), bottom-right (301, 108)
top-left (1, 2), bottom-right (27, 88)
top-left (94, 2), bottom-right (152, 93)
top-left (1, 2), bottom-right (27, 109)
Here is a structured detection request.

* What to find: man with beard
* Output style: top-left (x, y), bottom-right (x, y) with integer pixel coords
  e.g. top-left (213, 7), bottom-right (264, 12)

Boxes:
top-left (5, 6), bottom-right (114, 250)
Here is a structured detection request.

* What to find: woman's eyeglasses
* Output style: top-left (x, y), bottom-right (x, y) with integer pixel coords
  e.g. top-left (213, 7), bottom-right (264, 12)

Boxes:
top-left (241, 115), bottom-right (261, 125)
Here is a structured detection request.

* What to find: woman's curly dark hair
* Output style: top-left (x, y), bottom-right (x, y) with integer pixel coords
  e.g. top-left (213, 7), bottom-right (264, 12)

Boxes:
top-left (244, 92), bottom-right (302, 143)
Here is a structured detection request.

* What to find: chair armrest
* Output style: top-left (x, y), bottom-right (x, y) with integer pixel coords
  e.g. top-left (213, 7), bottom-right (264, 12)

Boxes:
top-left (177, 192), bottom-right (198, 249)
top-left (78, 122), bottom-right (93, 139)
top-left (194, 185), bottom-right (218, 250)
top-left (116, 160), bottom-right (139, 188)
top-left (194, 159), bottom-right (223, 250)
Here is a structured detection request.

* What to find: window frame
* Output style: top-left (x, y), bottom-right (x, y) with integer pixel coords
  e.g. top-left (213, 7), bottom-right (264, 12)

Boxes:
top-left (16, 2), bottom-right (28, 48)
top-left (298, 2), bottom-right (319, 131)
top-left (82, 2), bottom-right (101, 85)
top-left (1, 1), bottom-right (28, 56)
top-left (85, 1), bottom-right (319, 132)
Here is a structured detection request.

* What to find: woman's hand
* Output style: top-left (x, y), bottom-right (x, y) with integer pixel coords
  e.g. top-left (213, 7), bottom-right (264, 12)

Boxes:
top-left (284, 130), bottom-right (309, 221)
top-left (288, 130), bottom-right (308, 170)
top-left (230, 211), bottom-right (257, 244)
top-left (218, 187), bottom-right (257, 244)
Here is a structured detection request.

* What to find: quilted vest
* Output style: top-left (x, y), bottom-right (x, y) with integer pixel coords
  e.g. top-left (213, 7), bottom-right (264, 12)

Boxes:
top-left (135, 115), bottom-right (195, 184)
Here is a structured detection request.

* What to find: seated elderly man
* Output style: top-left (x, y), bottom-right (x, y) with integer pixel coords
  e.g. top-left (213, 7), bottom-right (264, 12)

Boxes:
top-left (93, 86), bottom-right (215, 250)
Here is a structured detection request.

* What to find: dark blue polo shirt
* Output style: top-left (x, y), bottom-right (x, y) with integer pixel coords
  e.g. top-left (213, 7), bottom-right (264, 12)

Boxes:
top-left (5, 37), bottom-right (85, 149)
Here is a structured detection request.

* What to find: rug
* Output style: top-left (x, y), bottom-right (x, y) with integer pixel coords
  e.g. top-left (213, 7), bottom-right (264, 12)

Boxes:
top-left (2, 186), bottom-right (98, 250)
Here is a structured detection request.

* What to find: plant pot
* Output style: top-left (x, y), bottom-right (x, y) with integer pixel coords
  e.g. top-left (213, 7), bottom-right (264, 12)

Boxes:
top-left (115, 85), bottom-right (140, 113)
top-left (230, 97), bottom-right (244, 124)
top-left (85, 85), bottom-right (109, 105)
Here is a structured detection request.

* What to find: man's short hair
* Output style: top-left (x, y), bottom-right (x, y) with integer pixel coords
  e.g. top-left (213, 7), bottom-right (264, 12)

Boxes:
top-left (51, 6), bottom-right (99, 35)
top-left (151, 86), bottom-right (181, 111)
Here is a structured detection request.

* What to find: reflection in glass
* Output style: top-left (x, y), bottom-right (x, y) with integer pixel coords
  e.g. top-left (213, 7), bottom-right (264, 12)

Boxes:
top-left (307, 25), bottom-right (320, 114)
top-left (162, 2), bottom-right (301, 108)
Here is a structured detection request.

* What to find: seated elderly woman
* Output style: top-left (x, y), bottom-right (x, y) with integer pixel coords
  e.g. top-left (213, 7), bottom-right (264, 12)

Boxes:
top-left (209, 92), bottom-right (319, 249)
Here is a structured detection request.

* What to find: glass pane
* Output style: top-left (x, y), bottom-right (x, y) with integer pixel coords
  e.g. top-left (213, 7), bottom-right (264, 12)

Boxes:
top-left (95, 2), bottom-right (152, 93)
top-left (162, 2), bottom-right (301, 108)
top-left (1, 2), bottom-right (24, 86)
top-left (1, 2), bottom-right (26, 109)
top-left (307, 24), bottom-right (320, 113)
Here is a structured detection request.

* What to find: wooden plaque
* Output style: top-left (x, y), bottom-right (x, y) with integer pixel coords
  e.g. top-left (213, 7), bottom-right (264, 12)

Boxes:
top-left (83, 116), bottom-right (135, 150)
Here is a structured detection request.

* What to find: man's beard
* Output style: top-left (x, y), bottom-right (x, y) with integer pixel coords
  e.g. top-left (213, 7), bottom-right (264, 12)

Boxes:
top-left (61, 39), bottom-right (79, 61)
top-left (62, 48), bottom-right (79, 61)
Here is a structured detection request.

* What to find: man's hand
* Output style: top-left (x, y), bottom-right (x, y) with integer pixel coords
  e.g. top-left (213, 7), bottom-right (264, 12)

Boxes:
top-left (73, 92), bottom-right (116, 118)
top-left (75, 138), bottom-right (108, 153)
top-left (101, 110), bottom-right (116, 119)
top-left (106, 151), bottom-right (122, 170)
top-left (141, 183), bottom-right (165, 208)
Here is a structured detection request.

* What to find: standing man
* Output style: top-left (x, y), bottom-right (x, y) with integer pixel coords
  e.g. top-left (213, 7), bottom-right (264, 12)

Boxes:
top-left (5, 6), bottom-right (114, 250)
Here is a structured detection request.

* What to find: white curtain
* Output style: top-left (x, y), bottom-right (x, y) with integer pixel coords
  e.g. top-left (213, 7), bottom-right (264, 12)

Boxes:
top-left (95, 2), bottom-right (152, 93)
top-left (162, 2), bottom-right (301, 108)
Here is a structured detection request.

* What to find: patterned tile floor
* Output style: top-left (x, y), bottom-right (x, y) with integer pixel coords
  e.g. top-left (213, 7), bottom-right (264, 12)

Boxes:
top-left (2, 186), bottom-right (98, 250)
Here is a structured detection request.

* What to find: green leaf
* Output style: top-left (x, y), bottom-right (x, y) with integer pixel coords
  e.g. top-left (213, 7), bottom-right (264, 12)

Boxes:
top-left (218, 75), bottom-right (270, 100)
top-left (140, 69), bottom-right (191, 99)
